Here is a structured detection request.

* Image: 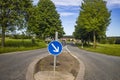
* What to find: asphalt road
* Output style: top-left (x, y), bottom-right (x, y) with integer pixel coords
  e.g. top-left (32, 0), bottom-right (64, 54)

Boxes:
top-left (0, 49), bottom-right (48, 80)
top-left (0, 44), bottom-right (120, 80)
top-left (67, 43), bottom-right (120, 80)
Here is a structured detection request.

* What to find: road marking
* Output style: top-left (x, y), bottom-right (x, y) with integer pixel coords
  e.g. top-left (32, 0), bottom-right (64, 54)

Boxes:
top-left (51, 43), bottom-right (59, 52)
top-left (65, 46), bottom-right (85, 80)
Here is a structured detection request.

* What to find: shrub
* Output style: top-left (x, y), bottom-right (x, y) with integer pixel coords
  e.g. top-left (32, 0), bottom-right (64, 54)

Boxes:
top-left (0, 39), bottom-right (47, 54)
top-left (100, 39), bottom-right (108, 44)
top-left (108, 38), bottom-right (116, 44)
top-left (5, 39), bottom-right (35, 47)
top-left (115, 39), bottom-right (120, 44)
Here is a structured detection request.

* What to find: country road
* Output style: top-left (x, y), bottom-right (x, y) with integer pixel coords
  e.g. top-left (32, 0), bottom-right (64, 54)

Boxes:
top-left (0, 49), bottom-right (48, 80)
top-left (67, 43), bottom-right (120, 80)
top-left (0, 44), bottom-right (120, 80)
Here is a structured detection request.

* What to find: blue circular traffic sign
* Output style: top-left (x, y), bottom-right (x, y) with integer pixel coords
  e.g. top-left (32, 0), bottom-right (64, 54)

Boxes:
top-left (48, 41), bottom-right (62, 56)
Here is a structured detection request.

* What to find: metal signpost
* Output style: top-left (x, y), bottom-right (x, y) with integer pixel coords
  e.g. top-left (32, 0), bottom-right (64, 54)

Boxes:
top-left (48, 32), bottom-right (63, 77)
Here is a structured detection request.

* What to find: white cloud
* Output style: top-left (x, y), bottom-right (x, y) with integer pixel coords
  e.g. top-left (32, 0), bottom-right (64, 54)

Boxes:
top-left (33, 0), bottom-right (120, 8)
top-left (105, 0), bottom-right (120, 8)
top-left (33, 0), bottom-right (83, 6)
top-left (33, 0), bottom-right (120, 17)
top-left (33, 0), bottom-right (39, 5)
top-left (59, 12), bottom-right (76, 16)
top-left (52, 0), bottom-right (82, 6)
top-left (106, 0), bottom-right (120, 5)
top-left (52, 0), bottom-right (120, 8)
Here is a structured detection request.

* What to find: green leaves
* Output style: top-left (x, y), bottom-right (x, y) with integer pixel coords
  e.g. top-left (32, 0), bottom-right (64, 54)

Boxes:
top-left (74, 0), bottom-right (111, 47)
top-left (0, 0), bottom-right (33, 47)
top-left (27, 0), bottom-right (64, 39)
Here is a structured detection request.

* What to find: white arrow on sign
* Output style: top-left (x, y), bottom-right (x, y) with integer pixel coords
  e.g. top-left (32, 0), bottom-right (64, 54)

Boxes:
top-left (51, 43), bottom-right (59, 52)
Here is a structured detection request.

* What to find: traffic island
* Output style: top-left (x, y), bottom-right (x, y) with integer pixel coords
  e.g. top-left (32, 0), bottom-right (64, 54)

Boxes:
top-left (34, 51), bottom-right (80, 80)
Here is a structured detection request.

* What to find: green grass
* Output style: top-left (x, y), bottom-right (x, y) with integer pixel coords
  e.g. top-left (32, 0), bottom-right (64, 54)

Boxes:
top-left (0, 38), bottom-right (47, 54)
top-left (78, 44), bottom-right (120, 56)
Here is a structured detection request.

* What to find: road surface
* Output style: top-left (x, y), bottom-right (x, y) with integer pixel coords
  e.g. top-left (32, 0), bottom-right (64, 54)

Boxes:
top-left (67, 43), bottom-right (120, 80)
top-left (0, 44), bottom-right (120, 80)
top-left (0, 49), bottom-right (48, 80)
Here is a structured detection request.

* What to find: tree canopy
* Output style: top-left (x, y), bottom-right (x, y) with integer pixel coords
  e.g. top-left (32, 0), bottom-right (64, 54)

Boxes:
top-left (0, 0), bottom-right (64, 47)
top-left (74, 0), bottom-right (111, 48)
top-left (28, 0), bottom-right (65, 39)
top-left (0, 0), bottom-right (33, 47)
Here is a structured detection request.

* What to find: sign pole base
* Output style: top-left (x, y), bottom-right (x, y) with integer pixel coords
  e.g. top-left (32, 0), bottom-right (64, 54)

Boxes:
top-left (54, 55), bottom-right (56, 78)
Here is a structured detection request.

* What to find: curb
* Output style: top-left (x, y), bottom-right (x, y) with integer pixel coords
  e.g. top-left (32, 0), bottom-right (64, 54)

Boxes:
top-left (65, 46), bottom-right (85, 80)
top-left (26, 53), bottom-right (49, 80)
top-left (26, 46), bottom-right (85, 80)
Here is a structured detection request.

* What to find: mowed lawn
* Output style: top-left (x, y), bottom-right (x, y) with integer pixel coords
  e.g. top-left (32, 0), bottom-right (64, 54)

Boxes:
top-left (0, 38), bottom-right (47, 54)
top-left (82, 44), bottom-right (120, 56)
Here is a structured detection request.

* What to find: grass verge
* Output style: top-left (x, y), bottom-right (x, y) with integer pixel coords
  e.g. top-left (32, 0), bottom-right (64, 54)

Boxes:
top-left (0, 39), bottom-right (47, 54)
top-left (78, 44), bottom-right (120, 56)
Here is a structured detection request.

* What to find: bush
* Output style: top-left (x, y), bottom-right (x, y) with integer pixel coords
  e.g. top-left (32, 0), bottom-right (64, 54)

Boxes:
top-left (0, 39), bottom-right (47, 54)
top-left (100, 39), bottom-right (108, 44)
top-left (31, 38), bottom-right (36, 44)
top-left (5, 39), bottom-right (36, 47)
top-left (115, 39), bottom-right (120, 44)
top-left (108, 38), bottom-right (116, 44)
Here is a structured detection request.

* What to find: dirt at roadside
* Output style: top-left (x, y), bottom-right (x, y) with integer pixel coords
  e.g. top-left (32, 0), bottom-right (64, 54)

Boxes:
top-left (35, 51), bottom-right (80, 78)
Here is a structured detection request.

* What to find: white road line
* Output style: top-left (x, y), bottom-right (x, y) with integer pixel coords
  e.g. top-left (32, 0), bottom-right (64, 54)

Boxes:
top-left (65, 46), bottom-right (85, 80)
top-left (51, 43), bottom-right (59, 52)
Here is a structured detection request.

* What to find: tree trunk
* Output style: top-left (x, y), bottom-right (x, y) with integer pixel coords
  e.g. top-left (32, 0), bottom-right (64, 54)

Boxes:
top-left (93, 31), bottom-right (96, 48)
top-left (1, 26), bottom-right (6, 47)
top-left (88, 33), bottom-right (90, 46)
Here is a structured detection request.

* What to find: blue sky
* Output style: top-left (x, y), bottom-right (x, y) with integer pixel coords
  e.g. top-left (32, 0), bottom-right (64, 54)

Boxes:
top-left (33, 0), bottom-right (120, 37)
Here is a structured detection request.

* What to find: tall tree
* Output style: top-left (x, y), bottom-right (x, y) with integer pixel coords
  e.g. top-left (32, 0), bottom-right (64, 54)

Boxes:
top-left (74, 0), bottom-right (111, 48)
top-left (28, 0), bottom-right (65, 39)
top-left (0, 0), bottom-right (33, 47)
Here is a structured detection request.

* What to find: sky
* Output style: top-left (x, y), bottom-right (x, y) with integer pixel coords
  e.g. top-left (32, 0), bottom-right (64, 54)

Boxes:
top-left (33, 0), bottom-right (120, 37)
